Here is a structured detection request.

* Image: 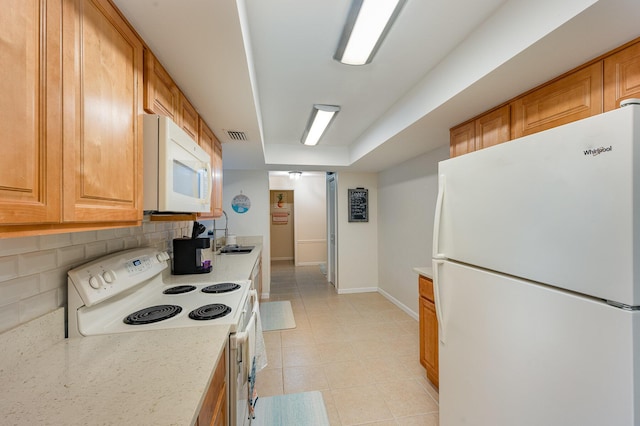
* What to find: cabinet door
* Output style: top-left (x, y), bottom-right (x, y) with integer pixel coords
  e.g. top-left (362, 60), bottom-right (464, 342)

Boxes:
top-left (475, 105), bottom-right (510, 150)
top-left (0, 0), bottom-right (62, 225)
top-left (421, 297), bottom-right (439, 388)
top-left (143, 50), bottom-right (179, 120)
top-left (604, 41), bottom-right (640, 111)
top-left (179, 93), bottom-right (199, 142)
top-left (212, 139), bottom-right (223, 218)
top-left (419, 275), bottom-right (434, 302)
top-left (511, 62), bottom-right (603, 138)
top-left (197, 118), bottom-right (215, 219)
top-left (449, 121), bottom-right (475, 158)
top-left (62, 0), bottom-right (143, 222)
top-left (198, 347), bottom-right (227, 426)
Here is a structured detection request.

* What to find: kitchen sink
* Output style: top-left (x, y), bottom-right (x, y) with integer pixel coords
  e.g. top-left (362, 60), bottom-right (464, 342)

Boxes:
top-left (219, 245), bottom-right (254, 254)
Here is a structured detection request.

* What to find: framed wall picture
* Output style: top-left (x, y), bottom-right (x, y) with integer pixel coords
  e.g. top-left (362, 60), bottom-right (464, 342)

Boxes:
top-left (348, 188), bottom-right (368, 222)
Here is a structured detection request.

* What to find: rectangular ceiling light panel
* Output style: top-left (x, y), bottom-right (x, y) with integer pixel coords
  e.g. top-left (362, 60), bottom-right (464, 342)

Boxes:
top-left (334, 0), bottom-right (407, 65)
top-left (301, 105), bottom-right (340, 146)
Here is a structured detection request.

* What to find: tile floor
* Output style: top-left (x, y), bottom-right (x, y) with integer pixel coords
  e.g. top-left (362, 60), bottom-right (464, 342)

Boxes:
top-left (256, 260), bottom-right (439, 426)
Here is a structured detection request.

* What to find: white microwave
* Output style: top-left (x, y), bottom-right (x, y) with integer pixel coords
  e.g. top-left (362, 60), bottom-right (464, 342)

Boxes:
top-left (143, 114), bottom-right (212, 213)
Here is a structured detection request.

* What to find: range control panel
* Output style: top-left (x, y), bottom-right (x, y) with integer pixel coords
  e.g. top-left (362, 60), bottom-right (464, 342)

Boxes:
top-left (68, 248), bottom-right (170, 307)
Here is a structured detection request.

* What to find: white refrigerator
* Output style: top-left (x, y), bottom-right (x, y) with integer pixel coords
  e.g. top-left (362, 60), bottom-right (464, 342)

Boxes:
top-left (433, 104), bottom-right (640, 425)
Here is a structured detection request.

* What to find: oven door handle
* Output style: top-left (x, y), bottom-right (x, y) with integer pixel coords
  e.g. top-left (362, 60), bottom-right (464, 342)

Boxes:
top-left (232, 295), bottom-right (259, 358)
top-left (232, 289), bottom-right (260, 370)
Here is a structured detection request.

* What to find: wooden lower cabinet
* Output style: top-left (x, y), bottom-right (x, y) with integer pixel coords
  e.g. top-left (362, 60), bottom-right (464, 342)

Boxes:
top-left (197, 347), bottom-right (227, 426)
top-left (419, 275), bottom-right (439, 388)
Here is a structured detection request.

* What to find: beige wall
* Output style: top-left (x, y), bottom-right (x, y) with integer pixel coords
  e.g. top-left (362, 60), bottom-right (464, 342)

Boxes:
top-left (336, 172), bottom-right (378, 293)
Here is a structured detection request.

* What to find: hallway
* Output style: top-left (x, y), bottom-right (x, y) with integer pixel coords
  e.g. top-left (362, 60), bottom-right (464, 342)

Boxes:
top-left (256, 261), bottom-right (439, 425)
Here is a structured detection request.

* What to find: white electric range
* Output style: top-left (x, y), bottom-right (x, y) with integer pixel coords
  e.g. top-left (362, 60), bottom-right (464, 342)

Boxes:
top-left (67, 247), bottom-right (259, 426)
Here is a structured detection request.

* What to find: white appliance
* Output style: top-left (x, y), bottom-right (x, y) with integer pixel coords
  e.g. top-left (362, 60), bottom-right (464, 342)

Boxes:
top-left (143, 114), bottom-right (212, 213)
top-left (67, 248), bottom-right (260, 426)
top-left (432, 105), bottom-right (640, 425)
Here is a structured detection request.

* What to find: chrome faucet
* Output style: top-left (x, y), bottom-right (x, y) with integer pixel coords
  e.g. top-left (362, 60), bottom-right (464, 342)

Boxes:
top-left (211, 210), bottom-right (229, 251)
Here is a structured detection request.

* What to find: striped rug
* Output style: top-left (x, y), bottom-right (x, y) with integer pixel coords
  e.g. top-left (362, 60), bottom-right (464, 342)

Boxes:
top-left (252, 391), bottom-right (329, 426)
top-left (259, 301), bottom-right (296, 331)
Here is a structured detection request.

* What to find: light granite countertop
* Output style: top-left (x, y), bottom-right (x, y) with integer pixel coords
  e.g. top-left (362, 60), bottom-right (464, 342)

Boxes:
top-left (1, 323), bottom-right (230, 426)
top-left (0, 244), bottom-right (263, 426)
top-left (413, 266), bottom-right (433, 279)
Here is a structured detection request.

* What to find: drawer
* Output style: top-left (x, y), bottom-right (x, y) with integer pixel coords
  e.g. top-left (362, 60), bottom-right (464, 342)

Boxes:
top-left (419, 275), bottom-right (434, 302)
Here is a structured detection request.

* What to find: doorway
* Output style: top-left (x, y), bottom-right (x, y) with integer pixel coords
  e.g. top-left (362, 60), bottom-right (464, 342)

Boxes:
top-left (270, 190), bottom-right (294, 261)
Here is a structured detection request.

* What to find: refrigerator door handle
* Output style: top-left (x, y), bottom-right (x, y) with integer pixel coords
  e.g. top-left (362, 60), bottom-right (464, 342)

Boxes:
top-left (433, 259), bottom-right (446, 344)
top-left (433, 175), bottom-right (446, 259)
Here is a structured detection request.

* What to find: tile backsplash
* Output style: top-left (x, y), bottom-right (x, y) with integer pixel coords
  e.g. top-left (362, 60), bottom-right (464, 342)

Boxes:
top-left (0, 217), bottom-right (193, 334)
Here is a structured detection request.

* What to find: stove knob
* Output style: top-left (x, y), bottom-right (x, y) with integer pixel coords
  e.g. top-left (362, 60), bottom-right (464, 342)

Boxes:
top-left (156, 252), bottom-right (169, 262)
top-left (88, 275), bottom-right (102, 289)
top-left (102, 270), bottom-right (116, 283)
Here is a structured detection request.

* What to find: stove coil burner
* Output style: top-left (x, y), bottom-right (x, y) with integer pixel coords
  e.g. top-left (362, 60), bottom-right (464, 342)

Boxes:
top-left (189, 304), bottom-right (232, 321)
top-left (163, 285), bottom-right (197, 295)
top-left (201, 282), bottom-right (241, 294)
top-left (123, 305), bottom-right (182, 325)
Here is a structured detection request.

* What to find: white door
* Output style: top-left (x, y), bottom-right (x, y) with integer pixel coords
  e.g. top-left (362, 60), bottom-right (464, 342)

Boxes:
top-left (326, 173), bottom-right (337, 288)
top-left (434, 259), bottom-right (639, 426)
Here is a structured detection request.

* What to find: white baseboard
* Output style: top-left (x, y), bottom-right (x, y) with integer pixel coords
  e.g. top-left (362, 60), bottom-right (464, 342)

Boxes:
top-left (377, 288), bottom-right (418, 321)
top-left (296, 261), bottom-right (324, 266)
top-left (336, 286), bottom-right (378, 294)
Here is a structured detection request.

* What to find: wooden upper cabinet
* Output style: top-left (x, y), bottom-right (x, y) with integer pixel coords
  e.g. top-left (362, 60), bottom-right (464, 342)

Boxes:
top-left (144, 49), bottom-right (180, 120)
top-left (197, 118), bottom-right (223, 219)
top-left (450, 121), bottom-right (475, 158)
top-left (144, 50), bottom-right (199, 142)
top-left (475, 105), bottom-right (510, 150)
top-left (604, 41), bottom-right (640, 112)
top-left (179, 93), bottom-right (199, 142)
top-left (212, 139), bottom-right (223, 218)
top-left (449, 105), bottom-right (510, 158)
top-left (0, 0), bottom-right (62, 225)
top-left (511, 62), bottom-right (603, 139)
top-left (62, 0), bottom-right (144, 222)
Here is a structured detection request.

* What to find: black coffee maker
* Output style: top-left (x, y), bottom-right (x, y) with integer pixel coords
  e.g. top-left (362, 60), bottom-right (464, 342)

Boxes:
top-left (172, 222), bottom-right (212, 275)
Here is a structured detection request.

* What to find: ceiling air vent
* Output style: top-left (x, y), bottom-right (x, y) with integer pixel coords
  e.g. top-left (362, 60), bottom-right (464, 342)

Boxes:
top-left (225, 130), bottom-right (248, 141)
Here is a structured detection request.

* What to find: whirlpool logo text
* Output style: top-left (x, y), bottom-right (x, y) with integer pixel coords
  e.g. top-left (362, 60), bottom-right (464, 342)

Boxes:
top-left (583, 145), bottom-right (613, 156)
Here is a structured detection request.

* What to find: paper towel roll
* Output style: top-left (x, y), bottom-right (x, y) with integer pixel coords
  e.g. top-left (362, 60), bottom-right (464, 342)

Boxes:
top-left (226, 235), bottom-right (237, 245)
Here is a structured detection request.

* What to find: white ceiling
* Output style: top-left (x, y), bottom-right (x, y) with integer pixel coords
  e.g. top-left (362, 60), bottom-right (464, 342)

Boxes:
top-left (112, 0), bottom-right (640, 172)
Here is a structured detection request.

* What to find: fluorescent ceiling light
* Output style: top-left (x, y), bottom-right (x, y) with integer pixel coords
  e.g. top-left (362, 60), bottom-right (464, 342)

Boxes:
top-left (301, 105), bottom-right (340, 146)
top-left (334, 0), bottom-right (407, 66)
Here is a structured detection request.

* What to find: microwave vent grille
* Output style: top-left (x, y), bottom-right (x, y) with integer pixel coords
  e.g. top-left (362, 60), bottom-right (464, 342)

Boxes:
top-left (225, 130), bottom-right (248, 141)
